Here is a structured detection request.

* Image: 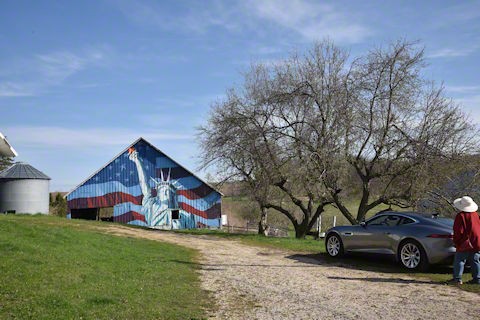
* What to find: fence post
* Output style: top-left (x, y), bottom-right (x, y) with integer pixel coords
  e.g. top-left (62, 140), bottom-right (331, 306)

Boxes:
top-left (317, 215), bottom-right (322, 240)
top-left (333, 216), bottom-right (336, 228)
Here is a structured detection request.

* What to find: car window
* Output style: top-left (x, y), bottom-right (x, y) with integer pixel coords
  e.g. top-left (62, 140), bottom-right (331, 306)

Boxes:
top-left (384, 215), bottom-right (402, 226)
top-left (367, 215), bottom-right (402, 226)
top-left (398, 217), bottom-right (415, 225)
top-left (366, 215), bottom-right (389, 226)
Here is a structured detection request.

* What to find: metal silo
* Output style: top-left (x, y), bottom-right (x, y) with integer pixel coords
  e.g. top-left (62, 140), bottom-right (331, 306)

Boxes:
top-left (0, 162), bottom-right (51, 214)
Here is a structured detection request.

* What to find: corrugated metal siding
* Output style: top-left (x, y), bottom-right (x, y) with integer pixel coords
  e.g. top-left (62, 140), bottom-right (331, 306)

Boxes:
top-left (67, 139), bottom-right (221, 228)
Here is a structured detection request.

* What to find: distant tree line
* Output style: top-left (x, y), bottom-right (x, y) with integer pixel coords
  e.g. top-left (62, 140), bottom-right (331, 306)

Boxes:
top-left (50, 193), bottom-right (67, 217)
top-left (199, 39), bottom-right (479, 238)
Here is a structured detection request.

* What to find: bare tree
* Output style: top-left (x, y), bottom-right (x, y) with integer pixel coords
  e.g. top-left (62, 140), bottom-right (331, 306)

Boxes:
top-left (198, 41), bottom-right (354, 238)
top-left (199, 39), bottom-right (478, 236)
top-left (416, 155), bottom-right (480, 217)
top-left (327, 40), bottom-right (479, 223)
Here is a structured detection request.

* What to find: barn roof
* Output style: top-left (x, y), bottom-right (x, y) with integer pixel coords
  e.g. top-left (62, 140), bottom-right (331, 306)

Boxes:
top-left (65, 137), bottom-right (223, 197)
top-left (0, 162), bottom-right (51, 180)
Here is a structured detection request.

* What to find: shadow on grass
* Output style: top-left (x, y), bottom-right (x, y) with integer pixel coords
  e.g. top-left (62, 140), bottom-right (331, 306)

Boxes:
top-left (171, 254), bottom-right (447, 286)
top-left (286, 253), bottom-right (480, 290)
top-left (171, 252), bottom-right (452, 276)
top-left (286, 252), bottom-right (453, 275)
top-left (327, 276), bottom-right (434, 285)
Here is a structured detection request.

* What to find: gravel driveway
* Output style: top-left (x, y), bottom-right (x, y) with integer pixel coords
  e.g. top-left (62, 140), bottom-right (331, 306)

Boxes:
top-left (104, 225), bottom-right (480, 320)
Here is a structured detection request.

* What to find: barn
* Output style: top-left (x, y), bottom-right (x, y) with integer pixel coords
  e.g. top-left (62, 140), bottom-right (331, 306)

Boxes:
top-left (65, 138), bottom-right (222, 229)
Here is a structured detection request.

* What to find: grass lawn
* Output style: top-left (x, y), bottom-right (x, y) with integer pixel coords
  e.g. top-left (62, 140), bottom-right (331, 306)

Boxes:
top-left (176, 228), bottom-right (480, 295)
top-left (0, 215), bottom-right (210, 320)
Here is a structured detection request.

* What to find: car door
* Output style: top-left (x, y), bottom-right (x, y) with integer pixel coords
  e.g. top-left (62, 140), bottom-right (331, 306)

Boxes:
top-left (350, 214), bottom-right (401, 253)
top-left (368, 214), bottom-right (403, 253)
top-left (344, 215), bottom-right (388, 250)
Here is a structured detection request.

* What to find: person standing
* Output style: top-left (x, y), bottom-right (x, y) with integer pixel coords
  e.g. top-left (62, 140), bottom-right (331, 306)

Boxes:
top-left (448, 196), bottom-right (480, 285)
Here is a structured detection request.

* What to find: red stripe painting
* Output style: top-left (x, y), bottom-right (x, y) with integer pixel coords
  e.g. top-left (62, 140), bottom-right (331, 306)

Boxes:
top-left (68, 192), bottom-right (143, 209)
top-left (179, 202), bottom-right (221, 219)
top-left (114, 211), bottom-right (146, 223)
top-left (176, 184), bottom-right (214, 200)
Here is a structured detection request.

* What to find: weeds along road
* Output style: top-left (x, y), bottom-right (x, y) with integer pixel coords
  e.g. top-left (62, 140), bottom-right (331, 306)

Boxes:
top-left (104, 225), bottom-right (480, 320)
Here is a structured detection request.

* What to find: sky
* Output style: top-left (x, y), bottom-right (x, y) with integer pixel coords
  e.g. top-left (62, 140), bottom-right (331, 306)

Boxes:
top-left (1, 0), bottom-right (479, 191)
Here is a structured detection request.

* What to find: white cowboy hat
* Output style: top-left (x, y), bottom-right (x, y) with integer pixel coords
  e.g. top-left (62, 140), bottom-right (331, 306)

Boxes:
top-left (453, 196), bottom-right (478, 213)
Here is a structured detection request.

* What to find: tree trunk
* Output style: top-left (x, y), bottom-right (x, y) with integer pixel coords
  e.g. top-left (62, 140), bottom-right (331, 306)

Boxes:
top-left (332, 195), bottom-right (358, 225)
top-left (258, 207), bottom-right (269, 236)
top-left (294, 219), bottom-right (311, 239)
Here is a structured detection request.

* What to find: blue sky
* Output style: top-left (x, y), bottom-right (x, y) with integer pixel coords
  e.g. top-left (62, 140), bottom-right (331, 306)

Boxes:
top-left (1, 0), bottom-right (479, 191)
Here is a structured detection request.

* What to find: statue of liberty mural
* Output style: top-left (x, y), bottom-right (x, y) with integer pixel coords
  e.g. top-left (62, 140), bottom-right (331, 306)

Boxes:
top-left (128, 147), bottom-right (195, 229)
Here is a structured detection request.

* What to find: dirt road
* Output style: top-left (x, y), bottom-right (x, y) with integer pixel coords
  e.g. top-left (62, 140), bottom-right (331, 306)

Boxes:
top-left (104, 225), bottom-right (479, 319)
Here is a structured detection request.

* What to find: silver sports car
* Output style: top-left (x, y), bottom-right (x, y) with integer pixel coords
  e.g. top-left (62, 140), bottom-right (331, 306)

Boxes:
top-left (325, 212), bottom-right (455, 270)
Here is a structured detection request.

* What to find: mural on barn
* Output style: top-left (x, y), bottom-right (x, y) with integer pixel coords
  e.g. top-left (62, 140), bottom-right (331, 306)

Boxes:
top-left (66, 139), bottom-right (221, 228)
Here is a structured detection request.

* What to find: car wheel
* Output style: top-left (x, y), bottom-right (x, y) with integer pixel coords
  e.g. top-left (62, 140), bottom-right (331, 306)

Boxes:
top-left (398, 240), bottom-right (428, 271)
top-left (326, 233), bottom-right (344, 257)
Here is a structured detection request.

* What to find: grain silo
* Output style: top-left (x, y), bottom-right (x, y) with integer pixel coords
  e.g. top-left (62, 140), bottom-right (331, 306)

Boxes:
top-left (0, 162), bottom-right (51, 214)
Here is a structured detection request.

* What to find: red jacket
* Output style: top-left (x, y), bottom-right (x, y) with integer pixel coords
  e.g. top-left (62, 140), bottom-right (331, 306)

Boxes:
top-left (453, 211), bottom-right (480, 252)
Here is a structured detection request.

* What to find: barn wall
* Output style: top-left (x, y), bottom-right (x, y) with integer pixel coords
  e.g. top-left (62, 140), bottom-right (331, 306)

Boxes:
top-left (66, 139), bottom-right (221, 228)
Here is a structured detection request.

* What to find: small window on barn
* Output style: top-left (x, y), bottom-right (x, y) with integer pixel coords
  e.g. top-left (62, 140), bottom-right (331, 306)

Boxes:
top-left (171, 210), bottom-right (179, 220)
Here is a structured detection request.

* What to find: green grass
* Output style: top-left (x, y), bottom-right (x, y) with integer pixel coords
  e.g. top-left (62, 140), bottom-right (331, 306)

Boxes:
top-left (0, 215), bottom-right (210, 320)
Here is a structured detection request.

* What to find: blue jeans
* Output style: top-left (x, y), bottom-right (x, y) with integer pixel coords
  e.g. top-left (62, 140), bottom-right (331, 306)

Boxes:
top-left (453, 251), bottom-right (480, 282)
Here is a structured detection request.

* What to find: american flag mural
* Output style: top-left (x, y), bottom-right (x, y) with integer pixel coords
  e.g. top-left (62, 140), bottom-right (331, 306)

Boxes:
top-left (66, 138), bottom-right (222, 229)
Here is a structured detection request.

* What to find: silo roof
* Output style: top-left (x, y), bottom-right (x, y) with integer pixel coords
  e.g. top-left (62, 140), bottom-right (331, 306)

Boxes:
top-left (0, 162), bottom-right (50, 180)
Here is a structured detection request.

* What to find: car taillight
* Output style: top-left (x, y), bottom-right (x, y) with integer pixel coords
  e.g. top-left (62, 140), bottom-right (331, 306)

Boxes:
top-left (427, 234), bottom-right (453, 238)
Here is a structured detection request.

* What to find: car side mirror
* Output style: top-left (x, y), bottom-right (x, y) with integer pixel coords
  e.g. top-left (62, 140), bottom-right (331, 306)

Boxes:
top-left (360, 221), bottom-right (366, 227)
